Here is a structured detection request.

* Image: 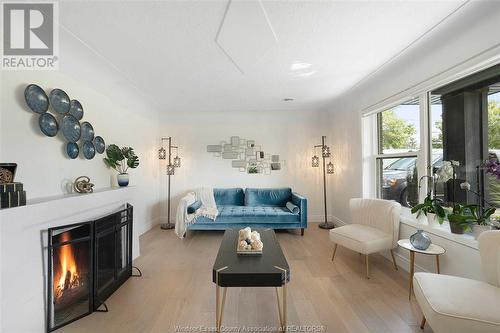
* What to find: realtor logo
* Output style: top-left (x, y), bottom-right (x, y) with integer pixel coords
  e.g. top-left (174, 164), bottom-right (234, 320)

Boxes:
top-left (2, 2), bottom-right (59, 70)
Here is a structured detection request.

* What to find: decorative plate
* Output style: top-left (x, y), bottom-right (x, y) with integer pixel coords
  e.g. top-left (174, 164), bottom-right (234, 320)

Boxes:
top-left (61, 115), bottom-right (81, 143)
top-left (38, 113), bottom-right (58, 137)
top-left (69, 100), bottom-right (83, 120)
top-left (24, 84), bottom-right (49, 114)
top-left (66, 142), bottom-right (79, 159)
top-left (82, 141), bottom-right (96, 160)
top-left (80, 121), bottom-right (95, 142)
top-left (94, 136), bottom-right (105, 154)
top-left (49, 88), bottom-right (70, 114)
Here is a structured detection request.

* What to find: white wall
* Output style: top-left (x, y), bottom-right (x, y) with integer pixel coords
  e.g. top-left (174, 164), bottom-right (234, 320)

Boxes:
top-left (326, 1), bottom-right (500, 278)
top-left (158, 109), bottom-right (331, 223)
top-left (0, 26), bottom-right (161, 236)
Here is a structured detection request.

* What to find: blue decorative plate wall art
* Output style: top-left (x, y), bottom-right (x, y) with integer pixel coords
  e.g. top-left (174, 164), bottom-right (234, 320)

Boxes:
top-left (61, 115), bottom-right (81, 143)
top-left (49, 88), bottom-right (70, 114)
top-left (94, 136), bottom-right (105, 154)
top-left (80, 121), bottom-right (95, 142)
top-left (24, 84), bottom-right (49, 114)
top-left (69, 100), bottom-right (84, 120)
top-left (66, 142), bottom-right (79, 159)
top-left (82, 141), bottom-right (96, 159)
top-left (38, 113), bottom-right (58, 137)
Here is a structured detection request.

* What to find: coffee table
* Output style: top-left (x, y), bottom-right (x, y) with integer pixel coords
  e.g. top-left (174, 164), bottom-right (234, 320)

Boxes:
top-left (212, 228), bottom-right (290, 332)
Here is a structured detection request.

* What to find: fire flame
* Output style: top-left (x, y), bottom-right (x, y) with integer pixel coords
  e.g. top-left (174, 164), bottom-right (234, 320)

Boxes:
top-left (53, 232), bottom-right (81, 300)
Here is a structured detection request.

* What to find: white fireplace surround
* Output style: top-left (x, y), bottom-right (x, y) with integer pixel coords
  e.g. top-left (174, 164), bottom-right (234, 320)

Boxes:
top-left (0, 186), bottom-right (138, 332)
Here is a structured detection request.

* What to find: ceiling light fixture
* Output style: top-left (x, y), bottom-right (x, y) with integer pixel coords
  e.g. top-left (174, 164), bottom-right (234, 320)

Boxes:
top-left (290, 62), bottom-right (312, 71)
top-left (283, 98), bottom-right (294, 102)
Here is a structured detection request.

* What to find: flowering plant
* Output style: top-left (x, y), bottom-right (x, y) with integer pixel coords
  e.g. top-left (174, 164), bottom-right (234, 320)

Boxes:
top-left (484, 160), bottom-right (500, 179)
top-left (435, 160), bottom-right (459, 183)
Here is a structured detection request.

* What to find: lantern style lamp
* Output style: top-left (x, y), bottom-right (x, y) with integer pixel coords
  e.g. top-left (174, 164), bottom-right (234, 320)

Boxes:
top-left (159, 137), bottom-right (181, 230)
top-left (312, 135), bottom-right (335, 229)
top-left (158, 147), bottom-right (166, 160)
top-left (327, 161), bottom-right (334, 174)
top-left (312, 155), bottom-right (319, 167)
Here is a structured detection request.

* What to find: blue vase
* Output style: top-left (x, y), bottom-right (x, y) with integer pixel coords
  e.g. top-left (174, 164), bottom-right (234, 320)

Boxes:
top-left (117, 173), bottom-right (129, 187)
top-left (410, 230), bottom-right (431, 250)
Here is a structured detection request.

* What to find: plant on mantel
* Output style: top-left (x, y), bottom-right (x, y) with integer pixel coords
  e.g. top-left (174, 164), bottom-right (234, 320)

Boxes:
top-left (103, 144), bottom-right (139, 187)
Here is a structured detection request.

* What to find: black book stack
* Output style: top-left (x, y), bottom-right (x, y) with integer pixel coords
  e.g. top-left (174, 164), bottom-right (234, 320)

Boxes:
top-left (0, 163), bottom-right (27, 209)
top-left (0, 182), bottom-right (27, 209)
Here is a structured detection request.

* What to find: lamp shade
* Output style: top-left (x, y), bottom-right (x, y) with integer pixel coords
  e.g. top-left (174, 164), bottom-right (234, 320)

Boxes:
top-left (312, 155), bottom-right (319, 167)
top-left (158, 147), bottom-right (166, 160)
top-left (322, 146), bottom-right (331, 158)
top-left (166, 164), bottom-right (175, 175)
top-left (327, 161), bottom-right (334, 174)
top-left (173, 156), bottom-right (181, 168)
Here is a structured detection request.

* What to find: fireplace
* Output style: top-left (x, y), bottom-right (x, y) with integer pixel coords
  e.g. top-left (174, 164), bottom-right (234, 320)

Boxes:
top-left (47, 204), bottom-right (134, 332)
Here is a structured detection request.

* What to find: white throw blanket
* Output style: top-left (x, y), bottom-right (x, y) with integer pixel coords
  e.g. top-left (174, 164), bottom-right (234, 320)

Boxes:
top-left (175, 187), bottom-right (219, 238)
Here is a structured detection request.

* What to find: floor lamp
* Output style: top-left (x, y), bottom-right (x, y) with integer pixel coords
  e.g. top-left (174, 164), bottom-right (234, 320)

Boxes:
top-left (158, 137), bottom-right (181, 230)
top-left (312, 135), bottom-right (335, 229)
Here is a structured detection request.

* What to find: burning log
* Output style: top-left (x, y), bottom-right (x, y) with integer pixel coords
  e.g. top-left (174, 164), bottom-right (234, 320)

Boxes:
top-left (63, 270), bottom-right (71, 291)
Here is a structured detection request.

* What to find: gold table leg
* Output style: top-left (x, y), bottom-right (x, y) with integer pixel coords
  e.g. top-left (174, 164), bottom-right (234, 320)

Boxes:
top-left (275, 284), bottom-right (287, 331)
top-left (215, 285), bottom-right (227, 332)
top-left (409, 250), bottom-right (415, 300)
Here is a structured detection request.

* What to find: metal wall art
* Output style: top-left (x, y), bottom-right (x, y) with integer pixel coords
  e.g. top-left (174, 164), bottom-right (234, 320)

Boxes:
top-left (23, 84), bottom-right (106, 160)
top-left (207, 136), bottom-right (284, 174)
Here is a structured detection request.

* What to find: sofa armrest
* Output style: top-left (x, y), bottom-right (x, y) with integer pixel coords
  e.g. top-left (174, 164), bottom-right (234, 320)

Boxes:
top-left (291, 192), bottom-right (307, 227)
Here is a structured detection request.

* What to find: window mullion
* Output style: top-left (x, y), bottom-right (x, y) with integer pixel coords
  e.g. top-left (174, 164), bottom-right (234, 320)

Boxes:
top-left (418, 92), bottom-right (430, 203)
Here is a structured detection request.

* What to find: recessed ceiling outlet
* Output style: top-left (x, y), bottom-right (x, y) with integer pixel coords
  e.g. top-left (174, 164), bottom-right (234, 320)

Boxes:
top-left (283, 98), bottom-right (294, 102)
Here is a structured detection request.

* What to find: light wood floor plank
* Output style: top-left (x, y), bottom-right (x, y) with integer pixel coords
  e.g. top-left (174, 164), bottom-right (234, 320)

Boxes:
top-left (59, 226), bottom-right (429, 333)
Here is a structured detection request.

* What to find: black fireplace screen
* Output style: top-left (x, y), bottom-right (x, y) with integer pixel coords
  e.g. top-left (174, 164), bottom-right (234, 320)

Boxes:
top-left (47, 204), bottom-right (133, 332)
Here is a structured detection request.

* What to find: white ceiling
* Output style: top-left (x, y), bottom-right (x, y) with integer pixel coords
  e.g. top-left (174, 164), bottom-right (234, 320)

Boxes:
top-left (59, 0), bottom-right (468, 113)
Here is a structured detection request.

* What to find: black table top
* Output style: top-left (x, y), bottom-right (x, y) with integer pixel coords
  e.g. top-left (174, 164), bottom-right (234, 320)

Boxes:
top-left (212, 228), bottom-right (290, 287)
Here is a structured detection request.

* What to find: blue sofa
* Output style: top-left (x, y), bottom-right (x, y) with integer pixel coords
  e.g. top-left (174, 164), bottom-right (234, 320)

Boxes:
top-left (187, 188), bottom-right (307, 235)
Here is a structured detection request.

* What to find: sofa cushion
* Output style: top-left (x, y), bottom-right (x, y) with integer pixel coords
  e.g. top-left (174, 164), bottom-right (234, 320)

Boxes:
top-left (187, 200), bottom-right (202, 214)
top-left (214, 188), bottom-right (244, 206)
top-left (413, 272), bottom-right (500, 333)
top-left (245, 188), bottom-right (292, 207)
top-left (195, 205), bottom-right (300, 224)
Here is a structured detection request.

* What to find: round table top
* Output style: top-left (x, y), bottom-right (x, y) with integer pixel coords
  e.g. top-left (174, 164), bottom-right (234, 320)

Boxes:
top-left (397, 239), bottom-right (446, 255)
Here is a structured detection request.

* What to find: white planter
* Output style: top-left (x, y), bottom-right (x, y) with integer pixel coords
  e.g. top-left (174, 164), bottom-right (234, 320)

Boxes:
top-left (472, 224), bottom-right (492, 240)
top-left (426, 213), bottom-right (441, 227)
top-left (117, 173), bottom-right (129, 187)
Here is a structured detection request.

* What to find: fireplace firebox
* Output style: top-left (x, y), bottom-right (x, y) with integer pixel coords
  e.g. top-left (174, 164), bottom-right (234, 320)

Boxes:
top-left (47, 204), bottom-right (136, 332)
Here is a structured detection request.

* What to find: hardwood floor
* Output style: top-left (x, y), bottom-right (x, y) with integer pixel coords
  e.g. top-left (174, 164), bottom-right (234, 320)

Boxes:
top-left (60, 226), bottom-right (433, 333)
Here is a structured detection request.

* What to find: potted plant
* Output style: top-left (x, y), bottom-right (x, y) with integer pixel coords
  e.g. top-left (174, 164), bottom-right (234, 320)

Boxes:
top-left (411, 195), bottom-right (446, 226)
top-left (447, 203), bottom-right (474, 234)
top-left (465, 204), bottom-right (496, 239)
top-left (103, 144), bottom-right (139, 187)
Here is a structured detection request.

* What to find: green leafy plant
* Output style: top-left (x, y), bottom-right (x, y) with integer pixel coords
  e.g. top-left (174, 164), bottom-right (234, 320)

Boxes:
top-left (103, 144), bottom-right (139, 174)
top-left (465, 205), bottom-right (496, 226)
top-left (447, 203), bottom-right (474, 232)
top-left (411, 195), bottom-right (446, 224)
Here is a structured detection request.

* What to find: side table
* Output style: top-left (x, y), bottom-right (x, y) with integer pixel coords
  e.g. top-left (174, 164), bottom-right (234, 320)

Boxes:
top-left (397, 239), bottom-right (446, 300)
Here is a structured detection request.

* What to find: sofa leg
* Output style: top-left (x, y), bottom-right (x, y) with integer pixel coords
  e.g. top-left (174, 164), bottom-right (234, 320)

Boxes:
top-left (301, 228), bottom-right (304, 236)
top-left (420, 316), bottom-right (426, 329)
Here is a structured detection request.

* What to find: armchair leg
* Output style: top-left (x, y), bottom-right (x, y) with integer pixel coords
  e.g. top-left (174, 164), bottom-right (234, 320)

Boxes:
top-left (420, 316), bottom-right (426, 329)
top-left (390, 249), bottom-right (398, 271)
top-left (301, 228), bottom-right (304, 236)
top-left (365, 254), bottom-right (370, 279)
top-left (331, 244), bottom-right (338, 262)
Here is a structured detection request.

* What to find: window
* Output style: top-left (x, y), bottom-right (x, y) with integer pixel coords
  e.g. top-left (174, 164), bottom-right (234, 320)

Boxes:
top-left (487, 91), bottom-right (500, 208)
top-left (376, 98), bottom-right (420, 208)
top-left (365, 63), bottom-right (500, 213)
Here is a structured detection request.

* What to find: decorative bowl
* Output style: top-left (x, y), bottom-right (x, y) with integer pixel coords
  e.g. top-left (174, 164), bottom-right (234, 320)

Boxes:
top-left (24, 84), bottom-right (49, 114)
top-left (49, 88), bottom-right (70, 114)
top-left (38, 113), bottom-right (58, 137)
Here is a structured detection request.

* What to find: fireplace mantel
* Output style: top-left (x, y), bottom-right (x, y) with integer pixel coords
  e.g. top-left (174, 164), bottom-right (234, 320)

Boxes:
top-left (0, 185), bottom-right (139, 333)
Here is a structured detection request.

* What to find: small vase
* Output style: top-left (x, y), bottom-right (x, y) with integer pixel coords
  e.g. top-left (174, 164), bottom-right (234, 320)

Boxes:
top-left (410, 230), bottom-right (432, 250)
top-left (472, 224), bottom-right (492, 240)
top-left (117, 173), bottom-right (129, 187)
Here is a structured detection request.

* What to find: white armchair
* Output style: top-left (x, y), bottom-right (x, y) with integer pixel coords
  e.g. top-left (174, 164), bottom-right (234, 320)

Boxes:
top-left (414, 230), bottom-right (500, 332)
top-left (329, 198), bottom-right (401, 278)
